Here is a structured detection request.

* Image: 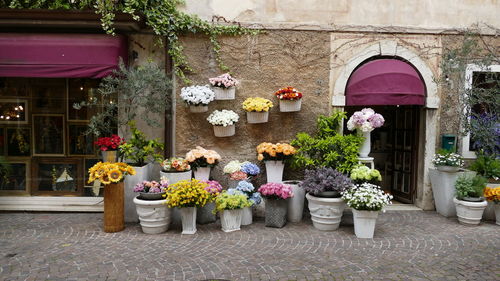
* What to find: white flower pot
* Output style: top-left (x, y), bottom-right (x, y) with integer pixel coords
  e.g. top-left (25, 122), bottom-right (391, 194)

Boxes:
top-left (483, 183), bottom-right (500, 221)
top-left (189, 105), bottom-right (208, 113)
top-left (306, 193), bottom-right (346, 231)
top-left (213, 87), bottom-right (236, 100)
top-left (265, 160), bottom-right (284, 183)
top-left (429, 169), bottom-right (475, 217)
top-left (124, 163), bottom-right (152, 223)
top-left (359, 131), bottom-right (371, 158)
top-left (133, 197), bottom-right (170, 234)
top-left (241, 206), bottom-right (253, 225)
top-left (436, 166), bottom-right (460, 173)
top-left (220, 209), bottom-right (242, 232)
top-left (246, 111), bottom-right (269, 124)
top-left (352, 209), bottom-right (379, 238)
top-left (194, 167), bottom-right (210, 181)
top-left (495, 204), bottom-right (500, 226)
top-left (213, 124), bottom-right (235, 137)
top-left (160, 170), bottom-right (192, 185)
top-left (453, 197), bottom-right (487, 225)
top-left (179, 207), bottom-right (197, 234)
top-left (279, 99), bottom-right (301, 112)
top-left (284, 180), bottom-right (305, 223)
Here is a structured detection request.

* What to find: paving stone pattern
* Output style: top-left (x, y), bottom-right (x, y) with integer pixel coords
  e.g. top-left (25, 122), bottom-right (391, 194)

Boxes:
top-left (0, 211), bottom-right (498, 281)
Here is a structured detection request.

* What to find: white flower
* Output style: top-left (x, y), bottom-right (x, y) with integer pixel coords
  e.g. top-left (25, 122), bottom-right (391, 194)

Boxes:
top-left (223, 160), bottom-right (243, 174)
top-left (207, 109), bottom-right (239, 126)
top-left (180, 85), bottom-right (215, 105)
top-left (360, 122), bottom-right (374, 132)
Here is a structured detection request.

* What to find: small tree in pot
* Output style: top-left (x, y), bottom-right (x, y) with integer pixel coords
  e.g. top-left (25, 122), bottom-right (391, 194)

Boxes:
top-left (454, 174), bottom-right (488, 225)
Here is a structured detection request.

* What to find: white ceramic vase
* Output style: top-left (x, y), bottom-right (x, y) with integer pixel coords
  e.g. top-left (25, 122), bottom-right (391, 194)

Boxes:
top-left (246, 111), bottom-right (269, 124)
top-left (453, 197), bottom-right (487, 225)
top-left (220, 209), bottom-right (242, 232)
top-left (213, 124), bottom-right (235, 137)
top-left (279, 99), bottom-right (301, 112)
top-left (213, 87), bottom-right (236, 100)
top-left (265, 160), bottom-right (284, 183)
top-left (133, 197), bottom-right (170, 234)
top-left (160, 170), bottom-right (192, 185)
top-left (194, 167), bottom-right (210, 181)
top-left (306, 193), bottom-right (346, 231)
top-left (189, 105), bottom-right (208, 113)
top-left (179, 207), bottom-right (197, 234)
top-left (284, 180), bottom-right (305, 223)
top-left (359, 131), bottom-right (371, 158)
top-left (352, 209), bottom-right (379, 238)
top-left (241, 206), bottom-right (253, 225)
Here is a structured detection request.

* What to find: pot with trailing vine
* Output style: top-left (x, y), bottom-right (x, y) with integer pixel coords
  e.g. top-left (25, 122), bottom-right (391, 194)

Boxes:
top-left (301, 167), bottom-right (354, 231)
top-left (453, 174), bottom-right (488, 225)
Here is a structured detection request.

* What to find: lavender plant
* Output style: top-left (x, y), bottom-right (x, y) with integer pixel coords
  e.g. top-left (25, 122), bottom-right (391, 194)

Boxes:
top-left (299, 167), bottom-right (353, 197)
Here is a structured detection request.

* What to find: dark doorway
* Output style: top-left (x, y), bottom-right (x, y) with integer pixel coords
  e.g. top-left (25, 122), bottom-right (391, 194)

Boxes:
top-left (344, 106), bottom-right (421, 203)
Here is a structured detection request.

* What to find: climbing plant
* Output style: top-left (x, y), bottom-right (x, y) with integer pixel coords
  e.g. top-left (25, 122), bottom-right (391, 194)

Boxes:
top-left (2, 0), bottom-right (258, 83)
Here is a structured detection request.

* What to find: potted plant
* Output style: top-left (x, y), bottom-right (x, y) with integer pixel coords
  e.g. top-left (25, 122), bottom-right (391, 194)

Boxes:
top-left (432, 149), bottom-right (464, 172)
top-left (453, 174), bottom-right (488, 225)
top-left (350, 165), bottom-right (382, 185)
top-left (95, 134), bottom-right (125, 162)
top-left (214, 190), bottom-right (251, 232)
top-left (274, 87), bottom-right (302, 112)
top-left (88, 162), bottom-right (136, 233)
top-left (483, 186), bottom-right (500, 225)
top-left (242, 97), bottom-right (273, 123)
top-left (119, 122), bottom-right (163, 223)
top-left (231, 180), bottom-right (262, 225)
top-left (256, 142), bottom-right (296, 183)
top-left (160, 157), bottom-right (192, 185)
top-left (469, 153), bottom-right (500, 221)
top-left (180, 85), bottom-right (215, 113)
top-left (346, 108), bottom-right (385, 158)
top-left (301, 167), bottom-right (354, 231)
top-left (207, 109), bottom-right (239, 137)
top-left (341, 183), bottom-right (393, 238)
top-left (258, 182), bottom-right (294, 228)
top-left (209, 73), bottom-right (239, 100)
top-left (132, 178), bottom-right (170, 234)
top-left (197, 180), bottom-right (222, 224)
top-left (223, 161), bottom-right (261, 188)
top-left (283, 180), bottom-right (305, 223)
top-left (185, 146), bottom-right (221, 181)
top-left (165, 179), bottom-right (211, 234)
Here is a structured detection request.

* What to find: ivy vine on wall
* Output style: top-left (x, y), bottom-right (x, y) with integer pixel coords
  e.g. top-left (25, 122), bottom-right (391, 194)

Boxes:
top-left (2, 0), bottom-right (258, 83)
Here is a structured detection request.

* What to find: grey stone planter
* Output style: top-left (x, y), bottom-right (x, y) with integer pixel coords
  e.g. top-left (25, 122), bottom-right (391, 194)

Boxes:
top-left (197, 202), bottom-right (216, 224)
top-left (264, 198), bottom-right (287, 228)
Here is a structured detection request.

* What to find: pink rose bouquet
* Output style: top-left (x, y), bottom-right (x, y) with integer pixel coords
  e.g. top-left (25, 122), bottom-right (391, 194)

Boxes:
top-left (258, 182), bottom-right (294, 200)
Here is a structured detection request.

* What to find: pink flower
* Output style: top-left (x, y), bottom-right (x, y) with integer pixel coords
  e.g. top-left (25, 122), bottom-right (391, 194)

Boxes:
top-left (258, 183), bottom-right (293, 199)
top-left (230, 171), bottom-right (248, 180)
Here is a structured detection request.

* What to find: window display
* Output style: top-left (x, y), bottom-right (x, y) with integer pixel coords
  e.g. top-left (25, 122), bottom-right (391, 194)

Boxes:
top-left (6, 127), bottom-right (30, 156)
top-left (33, 158), bottom-right (83, 195)
top-left (32, 114), bottom-right (65, 156)
top-left (0, 161), bottom-right (28, 192)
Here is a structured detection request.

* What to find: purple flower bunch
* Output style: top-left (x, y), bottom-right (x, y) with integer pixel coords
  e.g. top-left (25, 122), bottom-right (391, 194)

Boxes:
top-left (203, 180), bottom-right (223, 195)
top-left (208, 73), bottom-right (239, 88)
top-left (133, 179), bottom-right (168, 194)
top-left (258, 182), bottom-right (294, 200)
top-left (347, 108), bottom-right (385, 133)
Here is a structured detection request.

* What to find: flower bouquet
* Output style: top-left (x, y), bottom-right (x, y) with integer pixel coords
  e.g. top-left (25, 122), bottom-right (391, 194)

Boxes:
top-left (242, 97), bottom-right (273, 123)
top-left (258, 182), bottom-right (293, 228)
top-left (214, 190), bottom-right (251, 232)
top-left (223, 160), bottom-right (261, 186)
top-left (209, 73), bottom-right (239, 100)
top-left (350, 165), bottom-right (382, 185)
top-left (95, 135), bottom-right (125, 162)
top-left (197, 180), bottom-right (223, 224)
top-left (274, 86), bottom-right (303, 112)
top-left (160, 157), bottom-right (192, 185)
top-left (229, 181), bottom-right (262, 225)
top-left (207, 109), bottom-right (239, 137)
top-left (432, 150), bottom-right (463, 172)
top-left (180, 85), bottom-right (215, 113)
top-left (256, 142), bottom-right (296, 183)
top-left (346, 108), bottom-right (384, 158)
top-left (88, 162), bottom-right (136, 185)
top-left (133, 178), bottom-right (168, 200)
top-left (185, 146), bottom-right (221, 180)
top-left (484, 186), bottom-right (500, 225)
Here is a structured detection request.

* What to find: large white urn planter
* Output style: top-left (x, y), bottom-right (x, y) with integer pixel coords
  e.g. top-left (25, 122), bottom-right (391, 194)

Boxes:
top-left (220, 209), bottom-right (243, 232)
top-left (279, 99), bottom-right (301, 112)
top-left (284, 180), bottom-right (305, 223)
top-left (246, 111), bottom-right (269, 124)
top-left (453, 197), bottom-right (488, 225)
top-left (133, 197), bottom-right (171, 234)
top-left (213, 87), bottom-right (236, 100)
top-left (189, 105), bottom-right (208, 113)
top-left (213, 124), bottom-right (235, 137)
top-left (306, 193), bottom-right (346, 231)
top-left (358, 131), bottom-right (371, 158)
top-left (352, 209), bottom-right (379, 238)
top-left (194, 167), bottom-right (211, 181)
top-left (265, 160), bottom-right (284, 183)
top-left (179, 207), bottom-right (197, 234)
top-left (241, 206), bottom-right (253, 225)
top-left (124, 163), bottom-right (153, 223)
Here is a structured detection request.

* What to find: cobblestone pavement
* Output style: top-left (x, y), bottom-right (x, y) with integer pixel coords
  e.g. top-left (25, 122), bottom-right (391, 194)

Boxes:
top-left (0, 211), bottom-right (498, 281)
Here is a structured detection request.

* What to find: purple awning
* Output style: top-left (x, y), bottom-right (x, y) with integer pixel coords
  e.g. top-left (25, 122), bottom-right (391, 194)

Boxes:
top-left (0, 33), bottom-right (127, 78)
top-left (346, 59), bottom-right (425, 106)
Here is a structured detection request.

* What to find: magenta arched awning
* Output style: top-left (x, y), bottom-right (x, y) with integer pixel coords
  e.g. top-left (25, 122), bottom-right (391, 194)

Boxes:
top-left (346, 59), bottom-right (425, 106)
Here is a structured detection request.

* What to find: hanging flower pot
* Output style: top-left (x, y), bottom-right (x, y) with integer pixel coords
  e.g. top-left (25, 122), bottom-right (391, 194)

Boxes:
top-left (209, 73), bottom-right (239, 100)
top-left (274, 87), bottom-right (303, 112)
top-left (246, 111), bottom-right (269, 124)
top-left (180, 85), bottom-right (215, 113)
top-left (189, 104), bottom-right (208, 113)
top-left (279, 99), bottom-right (302, 112)
top-left (207, 109), bottom-right (239, 137)
top-left (220, 209), bottom-right (243, 232)
top-left (213, 87), bottom-right (236, 100)
top-left (242, 97), bottom-right (273, 123)
top-left (213, 124), bottom-right (236, 137)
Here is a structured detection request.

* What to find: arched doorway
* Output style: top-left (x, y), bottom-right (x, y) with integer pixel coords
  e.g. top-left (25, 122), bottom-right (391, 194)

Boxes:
top-left (344, 57), bottom-right (426, 203)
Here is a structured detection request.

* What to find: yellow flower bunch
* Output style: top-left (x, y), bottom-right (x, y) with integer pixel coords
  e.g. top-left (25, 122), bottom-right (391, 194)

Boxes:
top-left (88, 162), bottom-right (136, 185)
top-left (242, 97), bottom-right (274, 112)
top-left (165, 179), bottom-right (211, 208)
top-left (256, 142), bottom-right (297, 161)
top-left (484, 186), bottom-right (500, 202)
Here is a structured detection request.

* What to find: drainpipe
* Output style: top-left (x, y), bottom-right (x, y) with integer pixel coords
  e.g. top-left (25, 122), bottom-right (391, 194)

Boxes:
top-left (164, 40), bottom-right (175, 158)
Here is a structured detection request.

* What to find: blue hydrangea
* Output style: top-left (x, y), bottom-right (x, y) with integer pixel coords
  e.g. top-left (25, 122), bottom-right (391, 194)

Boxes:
top-left (249, 192), bottom-right (262, 205)
top-left (241, 163), bottom-right (260, 176)
top-left (236, 181), bottom-right (254, 193)
top-left (227, 188), bottom-right (243, 195)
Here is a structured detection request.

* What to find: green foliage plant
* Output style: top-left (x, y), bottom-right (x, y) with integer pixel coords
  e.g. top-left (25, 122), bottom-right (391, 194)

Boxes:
top-left (454, 174), bottom-right (487, 200)
top-left (469, 152), bottom-right (500, 181)
top-left (118, 121), bottom-right (163, 167)
top-left (290, 112), bottom-right (363, 173)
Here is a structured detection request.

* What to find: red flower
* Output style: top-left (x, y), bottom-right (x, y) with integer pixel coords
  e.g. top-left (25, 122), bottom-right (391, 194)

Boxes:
top-left (95, 135), bottom-right (125, 151)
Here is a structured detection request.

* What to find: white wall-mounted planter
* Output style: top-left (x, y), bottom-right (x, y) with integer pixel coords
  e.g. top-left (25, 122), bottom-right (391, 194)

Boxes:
top-left (213, 87), bottom-right (236, 100)
top-left (213, 124), bottom-right (235, 137)
top-left (124, 163), bottom-right (152, 223)
top-left (241, 206), bottom-right (253, 225)
top-left (193, 167), bottom-right (211, 181)
top-left (189, 104), bottom-right (208, 113)
top-left (133, 197), bottom-right (170, 234)
top-left (279, 99), bottom-right (302, 112)
top-left (352, 209), bottom-right (379, 238)
top-left (284, 180), bottom-right (305, 223)
top-left (454, 197), bottom-right (487, 225)
top-left (179, 206), bottom-right (197, 234)
top-left (306, 193), bottom-right (346, 231)
top-left (265, 160), bottom-right (284, 183)
top-left (220, 208), bottom-right (242, 232)
top-left (246, 111), bottom-right (269, 124)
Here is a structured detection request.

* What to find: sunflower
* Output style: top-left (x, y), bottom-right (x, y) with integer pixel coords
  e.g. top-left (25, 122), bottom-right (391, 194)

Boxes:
top-left (108, 169), bottom-right (123, 183)
top-left (100, 174), bottom-right (111, 185)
